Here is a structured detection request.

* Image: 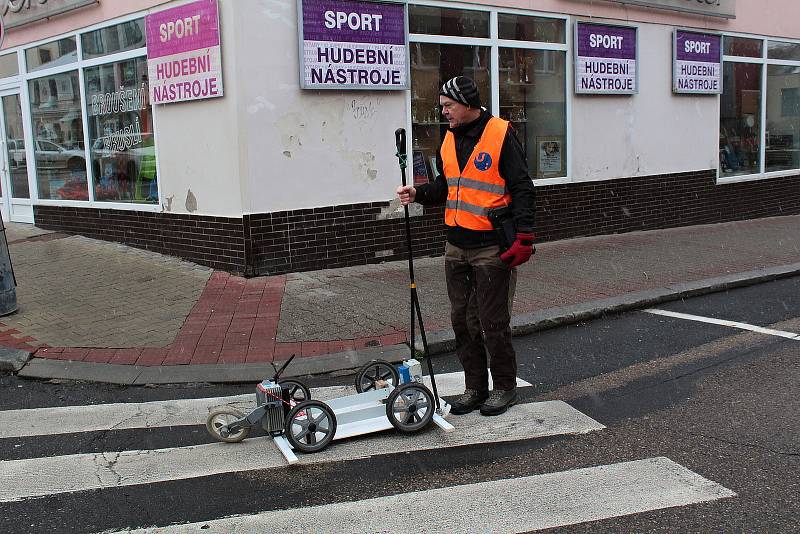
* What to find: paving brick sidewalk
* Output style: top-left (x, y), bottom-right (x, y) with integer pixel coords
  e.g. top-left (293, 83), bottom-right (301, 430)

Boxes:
top-left (2, 215), bottom-right (798, 372)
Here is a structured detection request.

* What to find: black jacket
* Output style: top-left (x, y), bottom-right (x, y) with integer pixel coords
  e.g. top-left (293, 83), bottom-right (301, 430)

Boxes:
top-left (414, 110), bottom-right (536, 248)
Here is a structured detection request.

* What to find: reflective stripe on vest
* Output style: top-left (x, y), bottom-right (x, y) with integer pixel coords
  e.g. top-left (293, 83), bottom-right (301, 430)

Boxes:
top-left (442, 116), bottom-right (512, 231)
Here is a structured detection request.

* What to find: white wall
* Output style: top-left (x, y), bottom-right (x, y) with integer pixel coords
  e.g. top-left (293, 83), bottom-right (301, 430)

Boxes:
top-left (152, 0), bottom-right (245, 216)
top-left (571, 22), bottom-right (720, 180)
top-left (233, 0), bottom-right (406, 214)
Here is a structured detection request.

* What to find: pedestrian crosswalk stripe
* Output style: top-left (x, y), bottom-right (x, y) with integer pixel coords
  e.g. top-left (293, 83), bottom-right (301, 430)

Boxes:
top-left (645, 309), bottom-right (800, 340)
top-left (0, 371), bottom-right (531, 439)
top-left (113, 457), bottom-right (735, 534)
top-left (0, 400), bottom-right (601, 503)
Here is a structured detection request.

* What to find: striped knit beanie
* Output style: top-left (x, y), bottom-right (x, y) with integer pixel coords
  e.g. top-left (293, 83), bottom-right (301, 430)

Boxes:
top-left (439, 76), bottom-right (481, 108)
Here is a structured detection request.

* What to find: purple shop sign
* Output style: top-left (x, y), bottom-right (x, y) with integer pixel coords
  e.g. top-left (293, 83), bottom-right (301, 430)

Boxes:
top-left (146, 0), bottom-right (223, 104)
top-left (299, 0), bottom-right (408, 90)
top-left (146, 0), bottom-right (220, 59)
top-left (673, 30), bottom-right (722, 94)
top-left (575, 22), bottom-right (638, 94)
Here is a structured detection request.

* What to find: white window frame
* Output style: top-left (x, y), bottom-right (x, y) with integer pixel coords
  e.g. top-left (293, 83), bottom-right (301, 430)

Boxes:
top-left (1, 9), bottom-right (161, 212)
top-left (718, 31), bottom-right (800, 185)
top-left (407, 1), bottom-right (572, 185)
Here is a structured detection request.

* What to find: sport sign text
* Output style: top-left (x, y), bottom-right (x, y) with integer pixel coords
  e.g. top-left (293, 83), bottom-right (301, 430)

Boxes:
top-left (575, 22), bottom-right (638, 95)
top-left (145, 0), bottom-right (223, 104)
top-left (299, 0), bottom-right (407, 90)
top-left (673, 30), bottom-right (722, 94)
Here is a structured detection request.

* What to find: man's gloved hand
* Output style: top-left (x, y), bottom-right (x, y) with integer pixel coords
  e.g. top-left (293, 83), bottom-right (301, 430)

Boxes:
top-left (499, 232), bottom-right (535, 268)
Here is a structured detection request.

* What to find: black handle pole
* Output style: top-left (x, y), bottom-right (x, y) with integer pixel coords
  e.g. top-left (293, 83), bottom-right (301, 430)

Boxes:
top-left (394, 128), bottom-right (440, 411)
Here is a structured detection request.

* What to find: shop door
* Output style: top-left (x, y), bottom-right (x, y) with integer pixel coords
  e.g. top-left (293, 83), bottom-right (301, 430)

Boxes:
top-left (0, 91), bottom-right (33, 223)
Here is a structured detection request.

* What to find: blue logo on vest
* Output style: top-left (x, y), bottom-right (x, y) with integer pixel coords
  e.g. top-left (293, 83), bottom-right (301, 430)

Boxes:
top-left (474, 152), bottom-right (492, 171)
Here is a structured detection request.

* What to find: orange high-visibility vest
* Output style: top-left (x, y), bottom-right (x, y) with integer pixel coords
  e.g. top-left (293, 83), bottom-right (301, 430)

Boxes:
top-left (441, 116), bottom-right (511, 231)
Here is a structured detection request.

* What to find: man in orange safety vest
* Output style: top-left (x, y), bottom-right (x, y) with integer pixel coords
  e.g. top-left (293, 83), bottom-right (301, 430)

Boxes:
top-left (397, 76), bottom-right (535, 416)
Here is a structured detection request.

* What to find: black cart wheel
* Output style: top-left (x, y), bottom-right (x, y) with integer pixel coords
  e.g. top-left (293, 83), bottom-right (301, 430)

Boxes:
top-left (280, 379), bottom-right (311, 403)
top-left (355, 359), bottom-right (399, 392)
top-left (284, 400), bottom-right (337, 453)
top-left (386, 383), bottom-right (434, 433)
top-left (206, 407), bottom-right (250, 443)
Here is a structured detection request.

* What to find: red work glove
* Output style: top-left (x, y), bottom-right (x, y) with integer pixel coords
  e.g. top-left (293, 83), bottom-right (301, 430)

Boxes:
top-left (500, 232), bottom-right (535, 268)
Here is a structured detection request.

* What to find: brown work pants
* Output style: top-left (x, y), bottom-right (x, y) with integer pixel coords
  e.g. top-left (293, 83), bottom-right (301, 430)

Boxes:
top-left (445, 243), bottom-right (517, 392)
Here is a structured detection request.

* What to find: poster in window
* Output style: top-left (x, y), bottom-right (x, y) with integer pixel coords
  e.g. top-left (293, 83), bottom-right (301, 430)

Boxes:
top-left (537, 136), bottom-right (563, 177)
top-left (412, 150), bottom-right (430, 185)
top-left (56, 73), bottom-right (75, 101)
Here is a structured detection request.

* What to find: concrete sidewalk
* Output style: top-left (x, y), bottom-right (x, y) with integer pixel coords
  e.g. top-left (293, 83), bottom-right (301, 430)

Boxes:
top-left (1, 215), bottom-right (798, 384)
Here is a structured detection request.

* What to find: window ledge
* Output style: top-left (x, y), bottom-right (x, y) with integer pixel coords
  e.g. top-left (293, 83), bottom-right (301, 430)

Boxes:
top-left (717, 169), bottom-right (799, 185)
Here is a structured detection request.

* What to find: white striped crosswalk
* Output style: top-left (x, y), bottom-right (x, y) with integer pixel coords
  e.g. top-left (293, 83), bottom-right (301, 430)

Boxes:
top-left (0, 373), bottom-right (736, 532)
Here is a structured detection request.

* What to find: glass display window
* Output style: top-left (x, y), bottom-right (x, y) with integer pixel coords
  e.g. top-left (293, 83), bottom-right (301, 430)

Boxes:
top-left (409, 5), bottom-right (489, 38)
top-left (81, 19), bottom-right (146, 60)
top-left (719, 62), bottom-right (762, 177)
top-left (0, 53), bottom-right (19, 79)
top-left (84, 57), bottom-right (157, 204)
top-left (26, 37), bottom-right (78, 72)
top-left (498, 14), bottom-right (565, 44)
top-left (499, 48), bottom-right (566, 178)
top-left (28, 70), bottom-right (88, 200)
top-left (765, 65), bottom-right (800, 173)
top-left (410, 43), bottom-right (490, 181)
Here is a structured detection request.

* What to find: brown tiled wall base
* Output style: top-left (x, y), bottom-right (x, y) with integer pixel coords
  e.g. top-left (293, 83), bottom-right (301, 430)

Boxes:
top-left (33, 207), bottom-right (247, 273)
top-left (34, 169), bottom-right (800, 276)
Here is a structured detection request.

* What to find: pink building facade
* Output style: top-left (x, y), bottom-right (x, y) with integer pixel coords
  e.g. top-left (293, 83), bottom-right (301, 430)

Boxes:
top-left (0, 0), bottom-right (797, 275)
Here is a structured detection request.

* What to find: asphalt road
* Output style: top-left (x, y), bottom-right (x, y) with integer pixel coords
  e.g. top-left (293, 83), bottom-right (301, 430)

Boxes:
top-left (0, 276), bottom-right (797, 532)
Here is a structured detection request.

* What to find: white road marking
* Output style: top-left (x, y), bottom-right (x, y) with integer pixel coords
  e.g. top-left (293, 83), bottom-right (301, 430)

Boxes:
top-left (116, 457), bottom-right (735, 534)
top-left (0, 371), bottom-right (531, 439)
top-left (0, 400), bottom-right (602, 503)
top-left (645, 309), bottom-right (800, 340)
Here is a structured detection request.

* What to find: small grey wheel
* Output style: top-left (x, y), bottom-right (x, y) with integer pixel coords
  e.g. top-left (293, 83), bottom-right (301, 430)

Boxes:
top-left (280, 379), bottom-right (311, 403)
top-left (355, 359), bottom-right (399, 392)
top-left (285, 400), bottom-right (337, 453)
top-left (206, 407), bottom-right (250, 443)
top-left (386, 383), bottom-right (434, 433)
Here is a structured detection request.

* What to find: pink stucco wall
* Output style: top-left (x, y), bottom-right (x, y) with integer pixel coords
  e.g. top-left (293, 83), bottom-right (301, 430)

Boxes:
top-left (2, 0), bottom-right (799, 50)
top-left (1, 0), bottom-right (171, 49)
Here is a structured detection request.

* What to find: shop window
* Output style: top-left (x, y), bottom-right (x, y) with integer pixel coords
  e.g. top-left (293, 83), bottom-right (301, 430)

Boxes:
top-left (765, 66), bottom-right (800, 173)
top-left (2, 95), bottom-right (30, 199)
top-left (28, 70), bottom-right (88, 200)
top-left (719, 62), bottom-right (762, 177)
top-left (0, 53), bottom-right (19, 79)
top-left (409, 6), bottom-right (489, 38)
top-left (767, 41), bottom-right (800, 62)
top-left (84, 57), bottom-right (157, 204)
top-left (410, 43), bottom-right (490, 184)
top-left (26, 37), bottom-right (78, 72)
top-left (499, 48), bottom-right (566, 178)
top-left (498, 14), bottom-right (565, 44)
top-left (81, 19), bottom-right (146, 60)
top-left (723, 37), bottom-right (762, 58)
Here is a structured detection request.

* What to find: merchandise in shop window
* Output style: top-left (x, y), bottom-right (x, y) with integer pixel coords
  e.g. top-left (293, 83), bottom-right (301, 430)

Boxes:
top-left (84, 56), bottom-right (158, 203)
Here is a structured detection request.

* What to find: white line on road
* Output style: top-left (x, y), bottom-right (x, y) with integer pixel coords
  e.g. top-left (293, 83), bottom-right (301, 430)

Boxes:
top-left (0, 400), bottom-right (601, 503)
top-left (0, 371), bottom-right (530, 439)
top-left (115, 457), bottom-right (735, 534)
top-left (645, 309), bottom-right (800, 340)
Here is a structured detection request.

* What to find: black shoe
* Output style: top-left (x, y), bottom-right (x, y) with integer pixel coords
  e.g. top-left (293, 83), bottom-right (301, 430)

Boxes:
top-left (480, 388), bottom-right (517, 416)
top-left (450, 389), bottom-right (489, 415)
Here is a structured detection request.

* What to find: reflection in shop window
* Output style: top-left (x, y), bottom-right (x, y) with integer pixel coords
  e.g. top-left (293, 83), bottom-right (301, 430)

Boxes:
top-left (409, 43), bottom-right (490, 184)
top-left (499, 48), bottom-right (566, 179)
top-left (84, 57), bottom-right (157, 203)
top-left (719, 62), bottom-right (762, 177)
top-left (28, 70), bottom-right (88, 200)
top-left (766, 65), bottom-right (800, 172)
top-left (81, 19), bottom-right (146, 60)
top-left (26, 37), bottom-right (78, 72)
